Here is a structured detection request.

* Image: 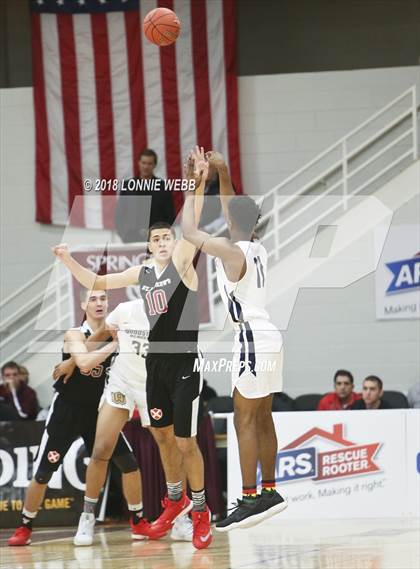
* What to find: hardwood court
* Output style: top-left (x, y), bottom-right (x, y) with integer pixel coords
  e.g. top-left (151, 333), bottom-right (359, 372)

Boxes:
top-left (1, 518), bottom-right (419, 568)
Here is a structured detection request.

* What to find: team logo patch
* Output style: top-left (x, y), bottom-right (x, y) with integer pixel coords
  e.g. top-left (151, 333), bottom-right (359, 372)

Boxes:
top-left (111, 392), bottom-right (126, 405)
top-left (47, 450), bottom-right (60, 464)
top-left (150, 408), bottom-right (163, 420)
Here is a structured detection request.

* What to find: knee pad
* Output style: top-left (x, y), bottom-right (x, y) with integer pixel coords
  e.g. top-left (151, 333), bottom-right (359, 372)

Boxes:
top-left (112, 451), bottom-right (138, 474)
top-left (34, 468), bottom-right (54, 484)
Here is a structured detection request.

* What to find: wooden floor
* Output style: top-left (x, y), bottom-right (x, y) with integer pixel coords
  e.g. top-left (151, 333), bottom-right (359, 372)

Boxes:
top-left (1, 518), bottom-right (419, 568)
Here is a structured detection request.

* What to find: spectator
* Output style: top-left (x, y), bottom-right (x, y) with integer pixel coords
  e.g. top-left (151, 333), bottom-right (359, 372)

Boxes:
top-left (18, 365), bottom-right (29, 385)
top-left (115, 148), bottom-right (176, 242)
top-left (0, 362), bottom-right (39, 420)
top-left (317, 369), bottom-right (361, 411)
top-left (407, 381), bottom-right (420, 409)
top-left (351, 376), bottom-right (392, 410)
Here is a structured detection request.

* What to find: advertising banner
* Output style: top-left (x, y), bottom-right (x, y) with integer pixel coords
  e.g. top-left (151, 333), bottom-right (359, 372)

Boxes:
top-left (375, 225), bottom-right (420, 319)
top-left (69, 244), bottom-right (213, 327)
top-left (0, 421), bottom-right (87, 528)
top-left (227, 410), bottom-right (419, 519)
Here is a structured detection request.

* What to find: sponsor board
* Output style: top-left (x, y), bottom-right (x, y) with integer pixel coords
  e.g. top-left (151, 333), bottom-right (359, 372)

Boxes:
top-left (375, 225), bottom-right (420, 319)
top-left (227, 410), bottom-right (419, 518)
top-left (0, 421), bottom-right (87, 527)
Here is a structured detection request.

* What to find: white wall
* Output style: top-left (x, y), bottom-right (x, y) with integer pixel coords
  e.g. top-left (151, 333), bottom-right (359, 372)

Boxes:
top-left (0, 88), bottom-right (114, 300)
top-left (239, 66), bottom-right (420, 195)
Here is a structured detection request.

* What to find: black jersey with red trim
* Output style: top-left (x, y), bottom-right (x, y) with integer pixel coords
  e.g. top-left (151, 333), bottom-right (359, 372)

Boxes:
top-left (138, 261), bottom-right (199, 353)
top-left (54, 321), bottom-right (114, 407)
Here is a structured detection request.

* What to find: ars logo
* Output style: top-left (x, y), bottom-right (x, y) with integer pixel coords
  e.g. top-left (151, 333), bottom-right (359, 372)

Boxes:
top-left (259, 424), bottom-right (382, 485)
top-left (150, 408), bottom-right (163, 421)
top-left (385, 253), bottom-right (420, 295)
top-left (47, 451), bottom-right (61, 464)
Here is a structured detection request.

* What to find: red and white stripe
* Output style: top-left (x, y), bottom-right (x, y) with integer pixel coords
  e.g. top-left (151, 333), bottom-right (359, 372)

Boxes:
top-left (33, 0), bottom-right (241, 229)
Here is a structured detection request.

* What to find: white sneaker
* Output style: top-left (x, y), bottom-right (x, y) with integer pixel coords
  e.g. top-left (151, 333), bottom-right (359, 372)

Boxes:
top-left (73, 513), bottom-right (95, 546)
top-left (171, 514), bottom-right (193, 541)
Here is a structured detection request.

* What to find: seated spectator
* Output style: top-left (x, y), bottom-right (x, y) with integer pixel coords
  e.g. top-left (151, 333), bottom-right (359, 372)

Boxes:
top-left (351, 376), bottom-right (391, 410)
top-left (317, 369), bottom-right (361, 410)
top-left (407, 381), bottom-right (420, 409)
top-left (18, 365), bottom-right (30, 385)
top-left (0, 362), bottom-right (39, 420)
top-left (115, 148), bottom-right (175, 243)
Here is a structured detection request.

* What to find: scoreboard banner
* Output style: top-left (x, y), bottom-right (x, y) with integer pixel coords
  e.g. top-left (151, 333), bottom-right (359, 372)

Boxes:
top-left (227, 410), bottom-right (420, 519)
top-left (0, 421), bottom-right (86, 527)
top-left (69, 243), bottom-right (213, 328)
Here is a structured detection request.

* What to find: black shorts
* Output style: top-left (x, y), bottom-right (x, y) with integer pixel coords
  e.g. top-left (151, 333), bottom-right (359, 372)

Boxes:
top-left (34, 394), bottom-right (131, 477)
top-left (146, 353), bottom-right (203, 438)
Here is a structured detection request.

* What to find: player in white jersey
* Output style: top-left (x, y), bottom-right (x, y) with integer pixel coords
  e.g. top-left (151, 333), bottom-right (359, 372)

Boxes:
top-left (56, 297), bottom-right (193, 544)
top-left (102, 299), bottom-right (150, 424)
top-left (182, 151), bottom-right (288, 531)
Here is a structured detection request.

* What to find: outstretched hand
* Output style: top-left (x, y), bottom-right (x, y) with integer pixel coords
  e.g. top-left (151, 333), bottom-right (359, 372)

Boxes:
top-left (205, 150), bottom-right (225, 169)
top-left (51, 243), bottom-right (71, 264)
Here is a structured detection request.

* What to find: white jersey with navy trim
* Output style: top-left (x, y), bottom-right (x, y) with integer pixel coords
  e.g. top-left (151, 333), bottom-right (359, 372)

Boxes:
top-left (215, 240), bottom-right (283, 398)
top-left (215, 240), bottom-right (270, 325)
top-left (105, 300), bottom-right (149, 383)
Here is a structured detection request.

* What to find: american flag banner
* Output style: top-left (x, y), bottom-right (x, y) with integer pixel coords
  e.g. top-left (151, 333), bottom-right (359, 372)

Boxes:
top-left (31, 0), bottom-right (242, 229)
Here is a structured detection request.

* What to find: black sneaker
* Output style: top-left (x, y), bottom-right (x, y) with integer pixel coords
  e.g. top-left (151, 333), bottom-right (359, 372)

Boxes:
top-left (250, 491), bottom-right (288, 526)
top-left (214, 499), bottom-right (259, 532)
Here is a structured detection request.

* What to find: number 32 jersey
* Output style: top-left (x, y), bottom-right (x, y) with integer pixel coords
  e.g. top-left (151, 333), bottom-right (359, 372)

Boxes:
top-left (105, 300), bottom-right (149, 383)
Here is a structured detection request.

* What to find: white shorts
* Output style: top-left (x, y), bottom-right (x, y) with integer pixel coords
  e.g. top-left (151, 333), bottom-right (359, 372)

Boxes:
top-left (232, 320), bottom-right (283, 399)
top-left (102, 370), bottom-right (150, 426)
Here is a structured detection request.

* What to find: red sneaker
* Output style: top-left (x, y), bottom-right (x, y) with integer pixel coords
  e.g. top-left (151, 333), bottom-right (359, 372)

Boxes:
top-left (148, 494), bottom-right (192, 539)
top-left (8, 526), bottom-right (32, 546)
top-left (130, 516), bottom-right (153, 540)
top-left (192, 506), bottom-right (212, 550)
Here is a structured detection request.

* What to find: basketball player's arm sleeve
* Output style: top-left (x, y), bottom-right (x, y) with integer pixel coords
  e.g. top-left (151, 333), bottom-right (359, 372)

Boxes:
top-left (65, 329), bottom-right (117, 372)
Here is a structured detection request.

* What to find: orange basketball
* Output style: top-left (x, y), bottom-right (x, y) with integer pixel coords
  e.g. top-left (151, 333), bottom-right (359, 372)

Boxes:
top-left (143, 7), bottom-right (181, 47)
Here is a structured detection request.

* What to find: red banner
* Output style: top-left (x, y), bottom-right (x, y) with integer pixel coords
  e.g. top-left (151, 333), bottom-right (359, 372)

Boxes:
top-left (316, 443), bottom-right (381, 481)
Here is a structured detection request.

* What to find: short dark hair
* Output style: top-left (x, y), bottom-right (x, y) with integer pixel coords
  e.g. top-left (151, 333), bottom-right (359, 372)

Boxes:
top-left (334, 369), bottom-right (354, 384)
top-left (79, 288), bottom-right (107, 304)
top-left (227, 196), bottom-right (260, 235)
top-left (363, 375), bottom-right (383, 390)
top-left (139, 148), bottom-right (158, 165)
top-left (1, 361), bottom-right (20, 376)
top-left (147, 222), bottom-right (176, 242)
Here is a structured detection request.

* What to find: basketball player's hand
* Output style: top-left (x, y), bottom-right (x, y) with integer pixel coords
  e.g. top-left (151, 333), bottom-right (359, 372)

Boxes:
top-left (53, 359), bottom-right (75, 383)
top-left (205, 150), bottom-right (225, 169)
top-left (51, 243), bottom-right (72, 264)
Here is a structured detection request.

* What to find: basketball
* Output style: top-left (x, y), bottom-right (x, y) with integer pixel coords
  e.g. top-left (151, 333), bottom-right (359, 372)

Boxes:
top-left (143, 7), bottom-right (181, 47)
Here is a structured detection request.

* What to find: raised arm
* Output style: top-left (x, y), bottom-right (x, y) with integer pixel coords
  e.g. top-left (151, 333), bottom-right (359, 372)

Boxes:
top-left (52, 244), bottom-right (141, 289)
top-left (172, 147), bottom-right (206, 279)
top-left (206, 151), bottom-right (235, 223)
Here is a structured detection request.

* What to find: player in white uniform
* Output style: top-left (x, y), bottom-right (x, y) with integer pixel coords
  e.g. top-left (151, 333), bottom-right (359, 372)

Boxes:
top-left (56, 298), bottom-right (192, 544)
top-left (182, 151), bottom-right (288, 531)
top-left (103, 299), bottom-right (150, 425)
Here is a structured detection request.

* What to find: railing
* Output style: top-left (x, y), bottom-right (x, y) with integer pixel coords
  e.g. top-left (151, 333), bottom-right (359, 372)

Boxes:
top-left (0, 86), bottom-right (418, 366)
top-left (207, 86), bottom-right (418, 302)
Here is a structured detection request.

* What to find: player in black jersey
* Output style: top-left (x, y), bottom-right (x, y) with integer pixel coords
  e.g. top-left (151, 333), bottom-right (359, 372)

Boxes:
top-left (8, 290), bottom-right (141, 547)
top-left (52, 147), bottom-right (212, 550)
